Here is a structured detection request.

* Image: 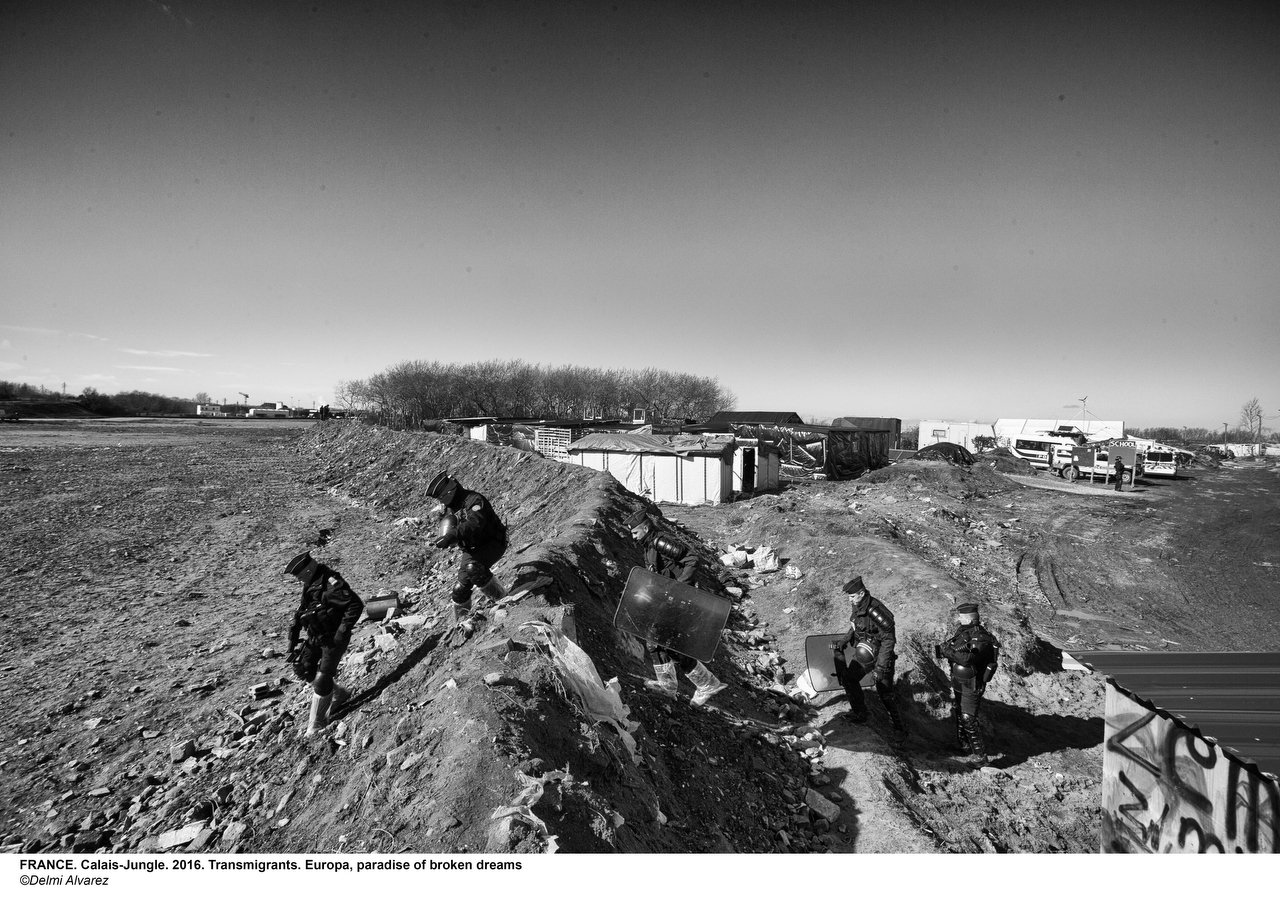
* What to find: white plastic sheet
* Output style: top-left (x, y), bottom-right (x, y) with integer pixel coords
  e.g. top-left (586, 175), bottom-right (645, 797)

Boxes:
top-left (516, 620), bottom-right (640, 762)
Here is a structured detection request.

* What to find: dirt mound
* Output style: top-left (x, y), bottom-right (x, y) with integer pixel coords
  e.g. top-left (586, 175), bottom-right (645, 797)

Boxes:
top-left (979, 447), bottom-right (1040, 476)
top-left (913, 442), bottom-right (974, 465)
top-left (234, 424), bottom-right (834, 853)
top-left (858, 458), bottom-right (1020, 501)
top-left (237, 425), bottom-right (825, 853)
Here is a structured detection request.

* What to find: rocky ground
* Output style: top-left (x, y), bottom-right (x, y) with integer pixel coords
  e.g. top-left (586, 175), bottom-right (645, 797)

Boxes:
top-left (1, 418), bottom-right (1275, 856)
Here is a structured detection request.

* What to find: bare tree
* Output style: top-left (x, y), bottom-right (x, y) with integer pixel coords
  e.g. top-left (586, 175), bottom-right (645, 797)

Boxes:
top-left (1241, 398), bottom-right (1264, 442)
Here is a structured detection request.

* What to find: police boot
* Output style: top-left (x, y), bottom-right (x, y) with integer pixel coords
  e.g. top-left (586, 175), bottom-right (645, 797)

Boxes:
top-left (331, 684), bottom-right (351, 709)
top-left (953, 708), bottom-right (970, 754)
top-left (643, 661), bottom-right (678, 696)
top-left (478, 575), bottom-right (507, 602)
top-left (306, 691), bottom-right (332, 736)
top-left (962, 714), bottom-right (988, 762)
top-left (688, 662), bottom-right (726, 706)
top-left (452, 599), bottom-right (478, 634)
top-left (878, 686), bottom-right (906, 735)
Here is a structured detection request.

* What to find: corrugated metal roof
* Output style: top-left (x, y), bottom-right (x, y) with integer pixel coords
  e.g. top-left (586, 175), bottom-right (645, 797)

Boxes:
top-left (1068, 650), bottom-right (1280, 777)
top-left (707, 411), bottom-right (806, 425)
top-left (567, 432), bottom-right (734, 457)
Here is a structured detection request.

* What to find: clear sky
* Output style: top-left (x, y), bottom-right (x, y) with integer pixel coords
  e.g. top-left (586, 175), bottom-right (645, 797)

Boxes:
top-left (2, 0), bottom-right (1277, 429)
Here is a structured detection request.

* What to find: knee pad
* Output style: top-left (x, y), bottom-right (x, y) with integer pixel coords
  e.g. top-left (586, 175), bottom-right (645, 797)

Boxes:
top-left (451, 582), bottom-right (473, 604)
top-left (313, 672), bottom-right (335, 696)
top-left (461, 558), bottom-right (490, 583)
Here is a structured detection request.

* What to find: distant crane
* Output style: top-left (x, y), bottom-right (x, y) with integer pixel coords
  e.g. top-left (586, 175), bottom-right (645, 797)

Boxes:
top-left (239, 392), bottom-right (249, 405)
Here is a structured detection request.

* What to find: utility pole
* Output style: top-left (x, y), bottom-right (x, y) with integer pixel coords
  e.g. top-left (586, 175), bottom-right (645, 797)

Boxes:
top-left (1223, 422), bottom-right (1229, 447)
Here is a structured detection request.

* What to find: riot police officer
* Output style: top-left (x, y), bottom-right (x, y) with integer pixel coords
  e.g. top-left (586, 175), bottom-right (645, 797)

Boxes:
top-left (935, 601), bottom-right (1000, 761)
top-left (428, 472), bottom-right (508, 632)
top-left (830, 575), bottom-right (905, 733)
top-left (285, 551), bottom-right (364, 736)
top-left (626, 509), bottom-right (726, 706)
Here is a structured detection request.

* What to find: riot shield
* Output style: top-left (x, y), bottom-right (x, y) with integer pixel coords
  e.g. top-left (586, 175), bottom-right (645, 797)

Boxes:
top-left (614, 567), bottom-right (731, 662)
top-left (805, 633), bottom-right (876, 693)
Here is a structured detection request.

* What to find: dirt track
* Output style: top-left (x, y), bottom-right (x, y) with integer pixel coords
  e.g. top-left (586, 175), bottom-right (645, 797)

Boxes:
top-left (1, 419), bottom-right (1275, 855)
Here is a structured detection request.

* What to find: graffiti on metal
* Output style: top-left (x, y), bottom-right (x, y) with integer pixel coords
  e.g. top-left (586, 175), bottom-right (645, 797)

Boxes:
top-left (1101, 689), bottom-right (1279, 852)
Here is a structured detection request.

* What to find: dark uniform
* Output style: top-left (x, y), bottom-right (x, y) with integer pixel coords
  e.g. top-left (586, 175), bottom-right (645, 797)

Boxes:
top-left (1114, 457), bottom-right (1125, 491)
top-left (429, 473), bottom-right (508, 620)
top-left (937, 602), bottom-right (1000, 759)
top-left (628, 509), bottom-right (726, 705)
top-left (285, 551), bottom-right (363, 735)
top-left (832, 576), bottom-right (904, 732)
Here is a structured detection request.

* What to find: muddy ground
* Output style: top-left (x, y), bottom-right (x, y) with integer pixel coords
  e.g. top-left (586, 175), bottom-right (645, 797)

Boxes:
top-left (1, 418), bottom-right (1276, 856)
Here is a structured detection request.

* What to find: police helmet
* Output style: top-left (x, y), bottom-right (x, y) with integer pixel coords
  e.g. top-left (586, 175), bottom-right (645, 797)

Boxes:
top-left (853, 641), bottom-right (877, 666)
top-left (954, 601), bottom-right (980, 624)
top-left (427, 472), bottom-right (460, 506)
top-left (285, 551), bottom-right (315, 578)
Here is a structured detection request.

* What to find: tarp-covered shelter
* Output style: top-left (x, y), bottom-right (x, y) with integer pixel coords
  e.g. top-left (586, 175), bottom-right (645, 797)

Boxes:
top-left (913, 442), bottom-right (975, 465)
top-left (566, 432), bottom-right (735, 505)
top-left (713, 422), bottom-right (831, 478)
top-left (826, 417), bottom-right (895, 479)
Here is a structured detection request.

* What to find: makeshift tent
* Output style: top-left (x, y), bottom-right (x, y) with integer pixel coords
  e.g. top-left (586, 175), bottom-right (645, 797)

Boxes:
top-left (566, 432), bottom-right (734, 505)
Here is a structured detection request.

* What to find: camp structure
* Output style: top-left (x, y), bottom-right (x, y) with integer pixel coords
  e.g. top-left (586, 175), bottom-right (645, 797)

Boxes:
top-left (565, 432), bottom-right (735, 505)
top-left (447, 416), bottom-right (649, 462)
top-left (826, 417), bottom-right (897, 479)
top-left (729, 435), bottom-right (781, 494)
top-left (686, 413), bottom-right (895, 481)
top-left (1068, 649), bottom-right (1280, 853)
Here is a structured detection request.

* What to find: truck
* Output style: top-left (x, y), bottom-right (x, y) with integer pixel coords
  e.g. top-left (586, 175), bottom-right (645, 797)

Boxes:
top-left (1057, 443), bottom-right (1142, 484)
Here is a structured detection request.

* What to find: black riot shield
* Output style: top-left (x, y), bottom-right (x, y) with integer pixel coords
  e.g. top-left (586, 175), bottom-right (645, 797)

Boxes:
top-left (614, 567), bottom-right (731, 662)
top-left (805, 633), bottom-right (876, 693)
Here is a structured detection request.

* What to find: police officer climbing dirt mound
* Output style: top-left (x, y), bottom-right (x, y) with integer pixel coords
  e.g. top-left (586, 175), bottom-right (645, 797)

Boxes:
top-left (285, 551), bottom-right (364, 736)
top-left (627, 508), bottom-right (726, 706)
top-left (935, 601), bottom-right (1001, 762)
top-left (428, 472), bottom-right (508, 634)
top-left (830, 575), bottom-right (905, 734)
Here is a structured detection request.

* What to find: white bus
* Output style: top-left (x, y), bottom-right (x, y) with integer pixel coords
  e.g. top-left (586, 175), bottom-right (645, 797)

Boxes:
top-left (246, 407), bottom-right (290, 419)
top-left (1008, 427), bottom-right (1090, 470)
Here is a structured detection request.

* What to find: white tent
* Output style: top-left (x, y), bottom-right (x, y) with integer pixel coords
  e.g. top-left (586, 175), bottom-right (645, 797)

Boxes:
top-left (566, 432), bottom-right (735, 505)
top-left (993, 417), bottom-right (1124, 445)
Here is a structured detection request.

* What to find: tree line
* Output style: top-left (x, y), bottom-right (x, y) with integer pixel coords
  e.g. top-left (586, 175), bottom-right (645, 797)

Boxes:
top-left (1133, 399), bottom-right (1273, 445)
top-left (0, 380), bottom-right (195, 416)
top-left (335, 360), bottom-right (736, 428)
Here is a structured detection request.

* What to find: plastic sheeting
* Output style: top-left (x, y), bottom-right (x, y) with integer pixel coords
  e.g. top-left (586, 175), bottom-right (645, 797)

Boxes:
top-left (515, 620), bottom-right (640, 763)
